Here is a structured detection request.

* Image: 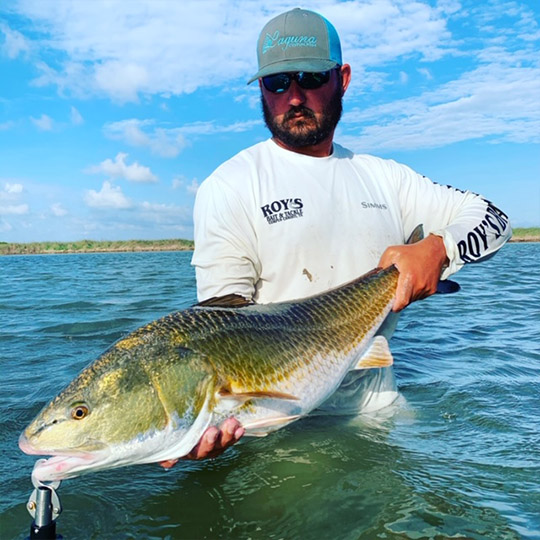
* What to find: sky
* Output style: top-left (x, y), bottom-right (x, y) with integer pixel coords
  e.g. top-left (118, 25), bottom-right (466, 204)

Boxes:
top-left (1, 0), bottom-right (539, 243)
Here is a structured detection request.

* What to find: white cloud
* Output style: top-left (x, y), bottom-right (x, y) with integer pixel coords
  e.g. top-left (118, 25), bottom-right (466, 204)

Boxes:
top-left (0, 218), bottom-right (13, 232)
top-left (104, 120), bottom-right (187, 158)
top-left (70, 106), bottom-right (83, 125)
top-left (51, 203), bottom-right (67, 217)
top-left (86, 153), bottom-right (158, 183)
top-left (341, 58), bottom-right (540, 151)
top-left (417, 68), bottom-right (433, 80)
top-left (0, 204), bottom-right (29, 215)
top-left (84, 181), bottom-right (132, 209)
top-left (31, 114), bottom-right (53, 131)
top-left (178, 119), bottom-right (261, 135)
top-left (1, 183), bottom-right (25, 213)
top-left (0, 22), bottom-right (30, 59)
top-left (104, 118), bottom-right (260, 157)
top-left (6, 1), bottom-right (458, 102)
top-left (186, 178), bottom-right (199, 195)
top-left (139, 201), bottom-right (192, 227)
top-left (94, 61), bottom-right (150, 103)
top-left (0, 121), bottom-right (15, 131)
top-left (4, 183), bottom-right (23, 195)
top-left (172, 175), bottom-right (199, 195)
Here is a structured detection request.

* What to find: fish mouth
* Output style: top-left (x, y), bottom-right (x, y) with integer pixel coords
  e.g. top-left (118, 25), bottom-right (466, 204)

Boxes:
top-left (19, 433), bottom-right (43, 456)
top-left (19, 433), bottom-right (106, 481)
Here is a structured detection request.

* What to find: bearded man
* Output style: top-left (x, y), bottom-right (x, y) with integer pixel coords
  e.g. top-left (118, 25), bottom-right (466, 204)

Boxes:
top-left (160, 8), bottom-right (511, 465)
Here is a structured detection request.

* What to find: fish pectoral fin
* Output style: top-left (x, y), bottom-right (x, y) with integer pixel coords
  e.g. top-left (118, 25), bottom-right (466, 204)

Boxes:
top-left (242, 414), bottom-right (301, 436)
top-left (353, 336), bottom-right (394, 370)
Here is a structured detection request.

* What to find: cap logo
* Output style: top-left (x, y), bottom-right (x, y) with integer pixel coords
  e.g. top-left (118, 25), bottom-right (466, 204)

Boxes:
top-left (262, 30), bottom-right (318, 54)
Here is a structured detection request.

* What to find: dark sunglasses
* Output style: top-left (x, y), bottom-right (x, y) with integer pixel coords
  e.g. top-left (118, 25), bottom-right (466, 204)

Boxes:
top-left (262, 70), bottom-right (333, 94)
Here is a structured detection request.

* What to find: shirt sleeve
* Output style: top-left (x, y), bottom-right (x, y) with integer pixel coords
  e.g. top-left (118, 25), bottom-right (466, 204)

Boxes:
top-left (391, 161), bottom-right (512, 279)
top-left (191, 175), bottom-right (260, 302)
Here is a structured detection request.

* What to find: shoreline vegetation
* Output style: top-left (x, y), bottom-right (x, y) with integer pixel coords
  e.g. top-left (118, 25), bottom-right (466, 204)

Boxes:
top-left (0, 238), bottom-right (194, 255)
top-left (1, 228), bottom-right (538, 256)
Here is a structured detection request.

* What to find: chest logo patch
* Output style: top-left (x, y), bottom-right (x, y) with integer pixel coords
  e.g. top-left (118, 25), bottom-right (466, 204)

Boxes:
top-left (261, 198), bottom-right (304, 224)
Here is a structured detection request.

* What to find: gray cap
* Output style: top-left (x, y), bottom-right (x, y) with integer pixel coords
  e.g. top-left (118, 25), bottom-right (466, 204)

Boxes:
top-left (247, 8), bottom-right (342, 84)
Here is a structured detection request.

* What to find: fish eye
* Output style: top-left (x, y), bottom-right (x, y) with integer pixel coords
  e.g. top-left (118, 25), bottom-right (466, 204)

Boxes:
top-left (71, 404), bottom-right (89, 420)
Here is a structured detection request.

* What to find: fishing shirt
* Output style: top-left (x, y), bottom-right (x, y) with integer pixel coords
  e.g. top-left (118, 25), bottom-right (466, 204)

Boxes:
top-left (192, 138), bottom-right (511, 306)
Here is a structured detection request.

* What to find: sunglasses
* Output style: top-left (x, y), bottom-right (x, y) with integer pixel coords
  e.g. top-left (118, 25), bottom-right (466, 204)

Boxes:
top-left (262, 70), bottom-right (333, 94)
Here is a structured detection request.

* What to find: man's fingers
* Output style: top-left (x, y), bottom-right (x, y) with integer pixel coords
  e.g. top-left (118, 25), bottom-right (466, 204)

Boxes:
top-left (219, 418), bottom-right (244, 448)
top-left (393, 273), bottom-right (412, 312)
top-left (158, 418), bottom-right (245, 467)
top-left (159, 458), bottom-right (179, 469)
top-left (188, 426), bottom-right (220, 459)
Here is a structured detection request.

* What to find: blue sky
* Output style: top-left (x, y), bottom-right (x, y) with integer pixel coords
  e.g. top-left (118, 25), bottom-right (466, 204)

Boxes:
top-left (1, 0), bottom-right (539, 243)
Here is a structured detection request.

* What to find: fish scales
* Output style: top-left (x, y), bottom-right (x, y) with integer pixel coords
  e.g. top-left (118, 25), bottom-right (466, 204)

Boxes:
top-left (20, 265), bottom-right (399, 480)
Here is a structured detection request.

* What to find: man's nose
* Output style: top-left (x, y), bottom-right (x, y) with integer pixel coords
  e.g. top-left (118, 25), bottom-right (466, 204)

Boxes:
top-left (287, 80), bottom-right (306, 106)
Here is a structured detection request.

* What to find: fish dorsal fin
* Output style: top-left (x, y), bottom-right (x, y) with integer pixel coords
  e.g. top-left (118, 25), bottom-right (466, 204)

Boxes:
top-left (196, 294), bottom-right (252, 308)
top-left (353, 336), bottom-right (394, 370)
top-left (406, 224), bottom-right (424, 244)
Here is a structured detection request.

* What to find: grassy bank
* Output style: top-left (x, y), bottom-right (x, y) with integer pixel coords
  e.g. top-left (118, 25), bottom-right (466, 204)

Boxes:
top-left (510, 227), bottom-right (540, 242)
top-left (0, 239), bottom-right (194, 255)
top-left (0, 228), bottom-right (537, 255)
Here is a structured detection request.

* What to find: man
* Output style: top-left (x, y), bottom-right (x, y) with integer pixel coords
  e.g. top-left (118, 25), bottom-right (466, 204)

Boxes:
top-left (161, 8), bottom-right (511, 466)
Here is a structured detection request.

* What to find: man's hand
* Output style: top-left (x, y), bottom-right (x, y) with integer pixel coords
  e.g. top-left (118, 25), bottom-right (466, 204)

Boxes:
top-left (378, 234), bottom-right (449, 312)
top-left (159, 417), bottom-right (244, 468)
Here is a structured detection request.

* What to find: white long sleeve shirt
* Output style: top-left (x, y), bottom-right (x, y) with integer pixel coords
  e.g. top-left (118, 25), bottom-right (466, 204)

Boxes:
top-left (193, 139), bottom-right (511, 305)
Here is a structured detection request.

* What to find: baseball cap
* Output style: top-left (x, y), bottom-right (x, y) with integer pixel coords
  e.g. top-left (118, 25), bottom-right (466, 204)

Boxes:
top-left (247, 8), bottom-right (342, 84)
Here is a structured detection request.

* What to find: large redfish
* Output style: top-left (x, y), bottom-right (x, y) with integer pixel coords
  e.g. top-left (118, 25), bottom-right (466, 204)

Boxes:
top-left (19, 266), bottom-right (397, 481)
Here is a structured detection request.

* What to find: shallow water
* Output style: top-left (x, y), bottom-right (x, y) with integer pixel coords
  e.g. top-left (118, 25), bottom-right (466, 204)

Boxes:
top-left (1, 245), bottom-right (539, 539)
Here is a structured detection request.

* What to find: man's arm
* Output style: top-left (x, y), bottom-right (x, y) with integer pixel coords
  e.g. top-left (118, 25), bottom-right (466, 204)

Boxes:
top-left (192, 176), bottom-right (260, 302)
top-left (382, 161), bottom-right (512, 311)
top-left (378, 233), bottom-right (449, 312)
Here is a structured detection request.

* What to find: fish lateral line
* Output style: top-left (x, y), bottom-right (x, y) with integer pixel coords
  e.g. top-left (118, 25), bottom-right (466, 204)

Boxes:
top-left (218, 388), bottom-right (300, 401)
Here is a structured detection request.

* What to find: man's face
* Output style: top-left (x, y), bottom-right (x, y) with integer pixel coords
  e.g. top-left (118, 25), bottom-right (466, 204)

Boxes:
top-left (260, 68), bottom-right (346, 150)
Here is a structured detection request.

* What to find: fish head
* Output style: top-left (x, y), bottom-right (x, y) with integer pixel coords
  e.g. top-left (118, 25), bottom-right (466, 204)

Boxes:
top-left (19, 328), bottom-right (216, 480)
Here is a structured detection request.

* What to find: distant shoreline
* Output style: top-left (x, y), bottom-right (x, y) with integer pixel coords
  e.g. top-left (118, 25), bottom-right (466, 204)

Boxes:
top-left (1, 228), bottom-right (537, 255)
top-left (0, 239), bottom-right (194, 256)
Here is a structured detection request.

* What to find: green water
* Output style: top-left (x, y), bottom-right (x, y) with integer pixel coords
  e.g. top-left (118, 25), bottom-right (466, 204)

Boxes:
top-left (1, 245), bottom-right (539, 539)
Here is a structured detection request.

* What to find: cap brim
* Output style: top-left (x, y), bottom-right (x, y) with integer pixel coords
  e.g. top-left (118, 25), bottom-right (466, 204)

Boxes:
top-left (247, 59), bottom-right (339, 84)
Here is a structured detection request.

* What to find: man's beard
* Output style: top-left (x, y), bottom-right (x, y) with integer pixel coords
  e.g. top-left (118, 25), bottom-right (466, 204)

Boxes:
top-left (261, 86), bottom-right (343, 148)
